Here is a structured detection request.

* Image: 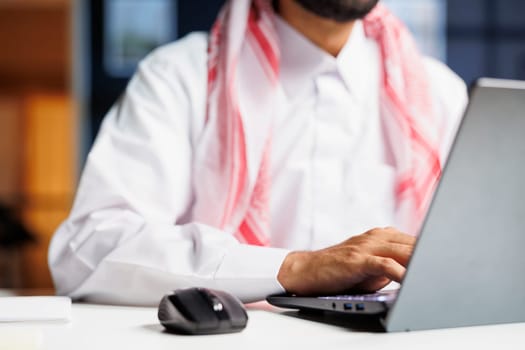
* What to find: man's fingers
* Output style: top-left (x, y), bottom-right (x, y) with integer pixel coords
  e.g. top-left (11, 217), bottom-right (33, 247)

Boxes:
top-left (373, 242), bottom-right (414, 266)
top-left (368, 227), bottom-right (417, 246)
top-left (366, 256), bottom-right (406, 283)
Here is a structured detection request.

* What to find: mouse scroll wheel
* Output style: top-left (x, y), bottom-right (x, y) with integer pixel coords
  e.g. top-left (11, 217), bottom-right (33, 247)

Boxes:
top-left (210, 296), bottom-right (229, 321)
top-left (211, 297), bottom-right (224, 312)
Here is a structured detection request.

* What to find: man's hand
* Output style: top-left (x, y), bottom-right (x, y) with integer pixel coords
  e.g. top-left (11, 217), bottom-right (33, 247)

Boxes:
top-left (277, 227), bottom-right (416, 295)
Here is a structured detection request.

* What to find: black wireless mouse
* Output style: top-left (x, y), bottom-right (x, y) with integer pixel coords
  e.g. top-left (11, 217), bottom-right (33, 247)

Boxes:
top-left (158, 287), bottom-right (248, 335)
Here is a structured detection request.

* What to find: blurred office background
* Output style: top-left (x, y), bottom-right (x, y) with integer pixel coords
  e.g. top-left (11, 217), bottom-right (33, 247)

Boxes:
top-left (0, 0), bottom-right (524, 289)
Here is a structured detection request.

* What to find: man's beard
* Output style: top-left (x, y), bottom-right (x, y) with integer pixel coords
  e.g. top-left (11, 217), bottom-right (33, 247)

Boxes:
top-left (293, 0), bottom-right (380, 22)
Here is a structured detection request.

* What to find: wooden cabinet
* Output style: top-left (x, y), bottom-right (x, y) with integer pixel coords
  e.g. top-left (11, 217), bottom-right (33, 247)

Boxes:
top-left (0, 0), bottom-right (76, 289)
top-left (21, 94), bottom-right (77, 288)
top-left (0, 0), bottom-right (71, 91)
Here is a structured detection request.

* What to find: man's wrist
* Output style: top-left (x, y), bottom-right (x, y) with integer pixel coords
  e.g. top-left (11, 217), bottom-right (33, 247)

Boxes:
top-left (277, 250), bottom-right (310, 294)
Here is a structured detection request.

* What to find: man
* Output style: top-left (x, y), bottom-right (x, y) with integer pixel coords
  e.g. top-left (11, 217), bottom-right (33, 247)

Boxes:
top-left (49, 0), bottom-right (466, 305)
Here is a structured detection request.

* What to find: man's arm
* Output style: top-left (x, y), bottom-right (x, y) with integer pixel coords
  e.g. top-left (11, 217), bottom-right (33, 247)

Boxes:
top-left (48, 34), bottom-right (290, 305)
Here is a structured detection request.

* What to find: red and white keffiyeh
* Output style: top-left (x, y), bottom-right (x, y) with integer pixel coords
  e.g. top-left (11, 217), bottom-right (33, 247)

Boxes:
top-left (192, 0), bottom-right (443, 244)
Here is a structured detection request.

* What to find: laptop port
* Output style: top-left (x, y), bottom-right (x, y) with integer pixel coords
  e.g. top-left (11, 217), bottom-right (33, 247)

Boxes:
top-left (343, 303), bottom-right (353, 310)
top-left (356, 303), bottom-right (365, 311)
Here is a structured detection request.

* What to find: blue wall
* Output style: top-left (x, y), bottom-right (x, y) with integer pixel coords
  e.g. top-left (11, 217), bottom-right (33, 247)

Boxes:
top-left (447, 0), bottom-right (525, 84)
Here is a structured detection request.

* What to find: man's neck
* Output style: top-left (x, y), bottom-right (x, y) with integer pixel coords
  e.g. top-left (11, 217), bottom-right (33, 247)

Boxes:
top-left (276, 0), bottom-right (355, 57)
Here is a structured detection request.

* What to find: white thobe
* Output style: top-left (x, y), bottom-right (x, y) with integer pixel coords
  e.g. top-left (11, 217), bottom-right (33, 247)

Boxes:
top-left (49, 18), bottom-right (467, 305)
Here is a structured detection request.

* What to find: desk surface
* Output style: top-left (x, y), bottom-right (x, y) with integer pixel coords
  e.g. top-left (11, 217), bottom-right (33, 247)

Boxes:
top-left (1, 302), bottom-right (525, 350)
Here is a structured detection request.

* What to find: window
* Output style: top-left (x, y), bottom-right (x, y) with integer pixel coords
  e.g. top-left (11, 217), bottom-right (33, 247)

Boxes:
top-left (383, 0), bottom-right (447, 61)
top-left (104, 0), bottom-right (177, 77)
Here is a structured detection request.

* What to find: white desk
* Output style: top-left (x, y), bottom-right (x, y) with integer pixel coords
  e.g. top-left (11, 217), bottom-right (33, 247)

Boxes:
top-left (1, 302), bottom-right (525, 350)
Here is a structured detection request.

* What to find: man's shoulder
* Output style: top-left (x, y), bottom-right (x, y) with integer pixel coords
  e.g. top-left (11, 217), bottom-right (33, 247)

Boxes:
top-left (423, 57), bottom-right (468, 106)
top-left (422, 57), bottom-right (468, 161)
top-left (139, 32), bottom-right (209, 75)
top-left (423, 57), bottom-right (468, 121)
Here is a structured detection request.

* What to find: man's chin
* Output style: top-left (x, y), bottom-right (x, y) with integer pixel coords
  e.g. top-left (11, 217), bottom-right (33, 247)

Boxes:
top-left (293, 0), bottom-right (380, 22)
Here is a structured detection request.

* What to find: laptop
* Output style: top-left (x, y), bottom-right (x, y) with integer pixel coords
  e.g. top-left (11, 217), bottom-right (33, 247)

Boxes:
top-left (267, 78), bottom-right (525, 332)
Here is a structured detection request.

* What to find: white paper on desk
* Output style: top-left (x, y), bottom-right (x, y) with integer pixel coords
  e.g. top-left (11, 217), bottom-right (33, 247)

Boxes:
top-left (0, 329), bottom-right (43, 350)
top-left (0, 296), bottom-right (71, 322)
